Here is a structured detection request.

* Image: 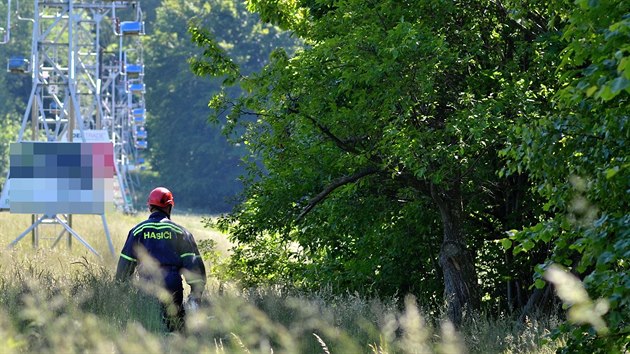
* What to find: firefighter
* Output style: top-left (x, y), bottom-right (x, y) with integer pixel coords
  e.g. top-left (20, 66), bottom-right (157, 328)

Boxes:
top-left (115, 187), bottom-right (206, 332)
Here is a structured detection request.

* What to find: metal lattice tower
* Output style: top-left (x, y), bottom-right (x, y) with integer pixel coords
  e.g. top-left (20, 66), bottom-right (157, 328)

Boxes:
top-left (1, 0), bottom-right (148, 254)
top-left (1, 0), bottom-right (147, 214)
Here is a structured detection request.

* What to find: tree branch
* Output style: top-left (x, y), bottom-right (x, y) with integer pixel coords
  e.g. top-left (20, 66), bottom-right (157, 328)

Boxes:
top-left (303, 114), bottom-right (360, 154)
top-left (297, 166), bottom-right (380, 221)
top-left (286, 94), bottom-right (360, 154)
top-left (491, 0), bottom-right (547, 40)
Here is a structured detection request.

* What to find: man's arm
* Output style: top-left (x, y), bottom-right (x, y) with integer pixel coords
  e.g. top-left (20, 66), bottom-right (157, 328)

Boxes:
top-left (179, 231), bottom-right (207, 297)
top-left (115, 230), bottom-right (138, 281)
top-left (115, 256), bottom-right (137, 281)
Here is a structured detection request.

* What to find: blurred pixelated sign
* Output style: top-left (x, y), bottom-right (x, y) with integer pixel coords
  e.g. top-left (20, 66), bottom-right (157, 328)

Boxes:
top-left (8, 142), bottom-right (114, 214)
top-left (60, 129), bottom-right (110, 142)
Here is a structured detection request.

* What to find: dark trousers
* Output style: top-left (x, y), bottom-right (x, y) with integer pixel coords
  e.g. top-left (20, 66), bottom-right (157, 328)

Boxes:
top-left (161, 271), bottom-right (185, 332)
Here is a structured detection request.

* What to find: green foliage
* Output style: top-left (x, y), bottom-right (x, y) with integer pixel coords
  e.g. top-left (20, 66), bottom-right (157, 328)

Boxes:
top-left (144, 0), bottom-right (239, 212)
top-left (194, 0), bottom-right (563, 319)
top-left (543, 264), bottom-right (629, 354)
top-left (144, 0), bottom-right (297, 212)
top-left (0, 0), bottom-right (33, 190)
top-left (0, 0), bottom-right (32, 120)
top-left (196, 237), bottom-right (234, 282)
top-left (502, 0), bottom-right (629, 351)
top-left (188, 24), bottom-right (240, 83)
top-left (0, 116), bottom-right (20, 189)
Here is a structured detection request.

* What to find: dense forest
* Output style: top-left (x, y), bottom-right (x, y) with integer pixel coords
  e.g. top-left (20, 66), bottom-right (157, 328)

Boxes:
top-left (0, 0), bottom-right (628, 352)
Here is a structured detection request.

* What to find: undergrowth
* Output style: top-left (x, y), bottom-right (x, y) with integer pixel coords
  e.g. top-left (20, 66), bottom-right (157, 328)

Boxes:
top-left (0, 212), bottom-right (562, 353)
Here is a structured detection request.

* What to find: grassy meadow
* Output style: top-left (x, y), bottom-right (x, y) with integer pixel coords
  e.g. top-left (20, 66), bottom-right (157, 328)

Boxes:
top-left (0, 209), bottom-right (562, 353)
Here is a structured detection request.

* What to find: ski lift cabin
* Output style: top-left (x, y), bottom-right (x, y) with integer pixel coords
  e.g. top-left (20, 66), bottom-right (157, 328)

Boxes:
top-left (120, 21), bottom-right (144, 36)
top-left (133, 108), bottom-right (146, 125)
top-left (136, 140), bottom-right (147, 149)
top-left (128, 83), bottom-right (145, 94)
top-left (132, 108), bottom-right (145, 117)
top-left (135, 128), bottom-right (147, 139)
top-left (7, 56), bottom-right (29, 73)
top-left (125, 64), bottom-right (144, 79)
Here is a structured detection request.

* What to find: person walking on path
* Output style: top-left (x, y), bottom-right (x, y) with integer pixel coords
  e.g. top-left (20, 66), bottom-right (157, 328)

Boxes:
top-left (116, 187), bottom-right (206, 332)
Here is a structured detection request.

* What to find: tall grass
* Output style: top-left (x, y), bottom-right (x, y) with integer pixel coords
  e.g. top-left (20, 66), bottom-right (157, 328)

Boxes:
top-left (0, 210), bottom-right (561, 353)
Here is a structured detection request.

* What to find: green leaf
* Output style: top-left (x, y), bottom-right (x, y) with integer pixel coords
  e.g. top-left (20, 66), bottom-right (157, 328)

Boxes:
top-left (596, 85), bottom-right (615, 100)
top-left (540, 230), bottom-right (553, 243)
top-left (575, 0), bottom-right (589, 9)
top-left (610, 77), bottom-right (630, 94)
top-left (501, 238), bottom-right (513, 250)
top-left (522, 239), bottom-right (535, 252)
top-left (585, 85), bottom-right (598, 97)
top-left (618, 57), bottom-right (630, 79)
top-left (534, 278), bottom-right (547, 289)
top-left (597, 251), bottom-right (614, 266)
top-left (605, 166), bottom-right (620, 179)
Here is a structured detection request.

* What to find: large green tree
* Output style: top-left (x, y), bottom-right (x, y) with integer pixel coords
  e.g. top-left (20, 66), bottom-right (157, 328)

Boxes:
top-left (194, 0), bottom-right (561, 324)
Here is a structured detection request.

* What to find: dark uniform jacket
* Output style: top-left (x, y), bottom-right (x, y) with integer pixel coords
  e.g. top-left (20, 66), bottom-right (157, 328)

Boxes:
top-left (115, 210), bottom-right (206, 295)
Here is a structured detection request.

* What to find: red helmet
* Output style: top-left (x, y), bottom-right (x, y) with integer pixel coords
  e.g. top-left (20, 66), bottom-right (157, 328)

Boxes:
top-left (147, 187), bottom-right (174, 208)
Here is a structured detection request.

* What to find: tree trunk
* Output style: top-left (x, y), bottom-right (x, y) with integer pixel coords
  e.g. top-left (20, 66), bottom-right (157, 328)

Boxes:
top-left (431, 184), bottom-right (481, 325)
top-left (518, 285), bottom-right (553, 324)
